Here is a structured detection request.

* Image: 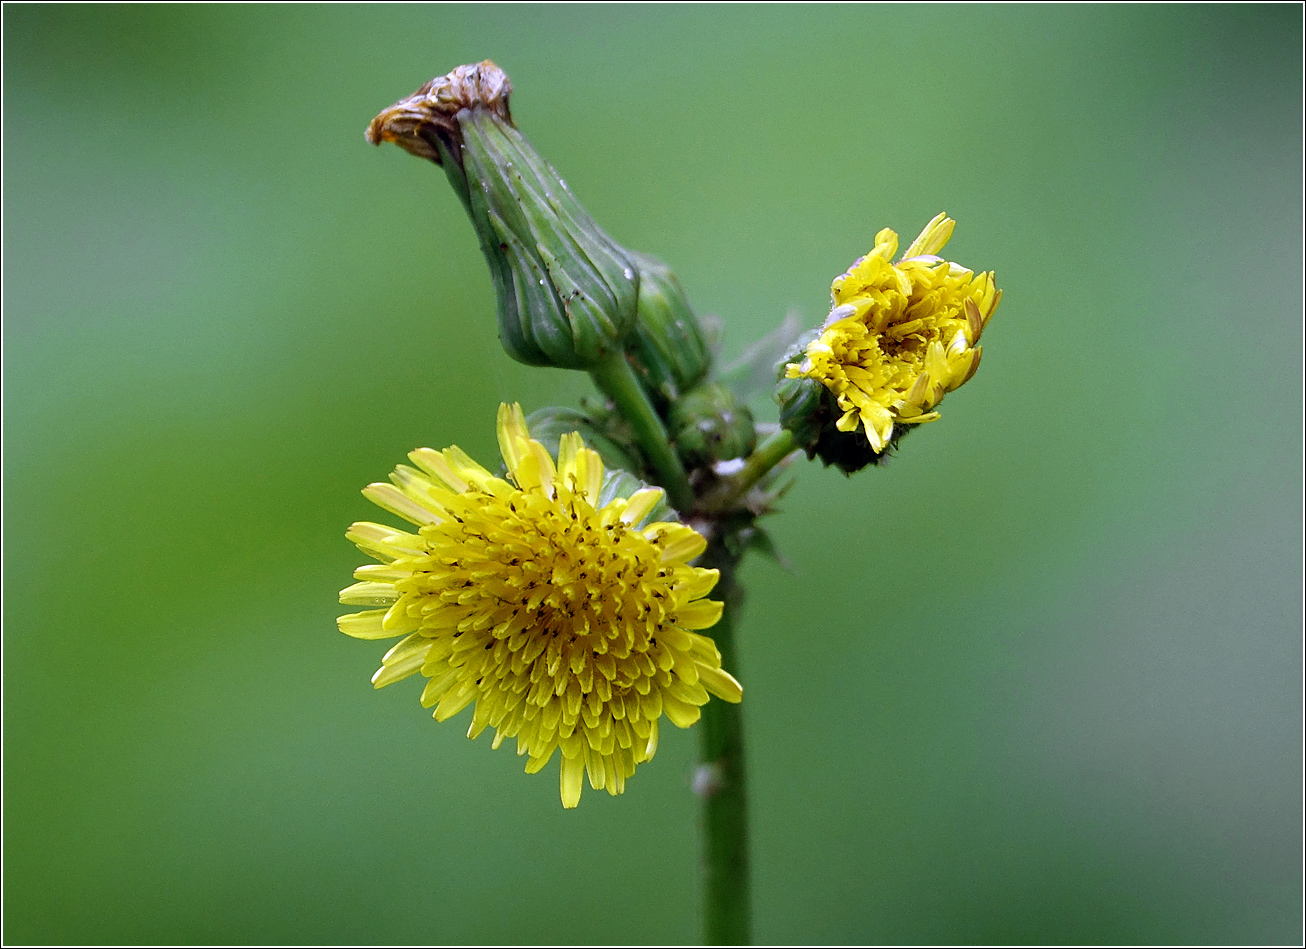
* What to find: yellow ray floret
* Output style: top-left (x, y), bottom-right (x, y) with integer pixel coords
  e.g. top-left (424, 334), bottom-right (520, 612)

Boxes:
top-left (338, 403), bottom-right (742, 807)
top-left (785, 213), bottom-right (1001, 452)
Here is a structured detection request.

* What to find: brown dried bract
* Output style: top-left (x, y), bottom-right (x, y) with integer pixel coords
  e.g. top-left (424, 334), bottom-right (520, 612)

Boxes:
top-left (365, 60), bottom-right (513, 165)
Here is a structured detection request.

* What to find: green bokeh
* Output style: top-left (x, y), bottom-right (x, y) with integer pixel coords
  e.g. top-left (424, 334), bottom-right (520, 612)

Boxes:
top-left (4, 5), bottom-right (1300, 944)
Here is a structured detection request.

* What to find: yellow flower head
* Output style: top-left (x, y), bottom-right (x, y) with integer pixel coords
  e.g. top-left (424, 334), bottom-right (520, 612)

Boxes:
top-left (785, 213), bottom-right (1001, 453)
top-left (338, 403), bottom-right (742, 808)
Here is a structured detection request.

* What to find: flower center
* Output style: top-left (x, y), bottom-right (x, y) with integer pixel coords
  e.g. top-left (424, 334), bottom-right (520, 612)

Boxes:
top-left (403, 483), bottom-right (675, 683)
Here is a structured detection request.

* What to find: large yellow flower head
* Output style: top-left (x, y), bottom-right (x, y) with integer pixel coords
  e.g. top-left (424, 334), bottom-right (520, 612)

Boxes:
top-left (338, 403), bottom-right (742, 808)
top-left (785, 213), bottom-right (1001, 453)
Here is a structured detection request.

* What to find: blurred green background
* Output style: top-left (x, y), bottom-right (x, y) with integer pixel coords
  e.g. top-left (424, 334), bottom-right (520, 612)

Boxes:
top-left (4, 5), bottom-right (1301, 945)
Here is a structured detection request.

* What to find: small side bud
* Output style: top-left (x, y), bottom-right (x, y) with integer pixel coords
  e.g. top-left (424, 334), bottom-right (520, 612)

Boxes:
top-left (625, 252), bottom-right (712, 406)
top-left (669, 383), bottom-right (757, 468)
top-left (368, 62), bottom-right (640, 370)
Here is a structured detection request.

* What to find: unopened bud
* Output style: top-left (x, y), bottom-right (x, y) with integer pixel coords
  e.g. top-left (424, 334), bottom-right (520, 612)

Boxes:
top-left (368, 61), bottom-right (640, 369)
top-left (625, 252), bottom-right (711, 406)
top-left (669, 382), bottom-right (757, 468)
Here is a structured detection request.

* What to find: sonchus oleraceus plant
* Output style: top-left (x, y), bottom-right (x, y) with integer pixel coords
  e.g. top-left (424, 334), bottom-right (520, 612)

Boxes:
top-left (342, 61), bottom-right (1001, 946)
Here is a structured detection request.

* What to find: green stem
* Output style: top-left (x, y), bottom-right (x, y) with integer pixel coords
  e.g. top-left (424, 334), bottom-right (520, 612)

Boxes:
top-left (698, 539), bottom-right (750, 945)
top-left (701, 428), bottom-right (800, 512)
top-left (589, 351), bottom-right (694, 511)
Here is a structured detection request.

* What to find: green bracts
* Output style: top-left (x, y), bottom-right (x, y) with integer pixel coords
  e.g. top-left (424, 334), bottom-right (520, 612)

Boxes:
top-left (457, 109), bottom-right (640, 369)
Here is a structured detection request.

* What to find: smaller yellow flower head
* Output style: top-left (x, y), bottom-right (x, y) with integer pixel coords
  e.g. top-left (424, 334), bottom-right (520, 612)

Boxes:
top-left (339, 403), bottom-right (742, 808)
top-left (786, 214), bottom-right (1001, 453)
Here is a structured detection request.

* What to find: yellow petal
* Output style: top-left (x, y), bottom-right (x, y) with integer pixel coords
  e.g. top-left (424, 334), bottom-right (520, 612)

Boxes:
top-left (620, 487), bottom-right (664, 526)
top-left (338, 581), bottom-right (399, 607)
top-left (901, 212), bottom-right (955, 260)
top-left (381, 632), bottom-right (431, 665)
top-left (674, 567), bottom-right (719, 604)
top-left (524, 749), bottom-right (554, 774)
top-left (661, 693), bottom-right (702, 728)
top-left (575, 446), bottom-right (604, 502)
top-left (560, 753), bottom-right (584, 808)
top-left (868, 227), bottom-right (899, 261)
top-left (442, 445), bottom-right (496, 489)
top-left (371, 649), bottom-right (426, 688)
top-left (337, 610), bottom-right (398, 640)
top-left (407, 448), bottom-right (469, 493)
top-left (676, 598), bottom-right (724, 631)
top-left (345, 521), bottom-right (425, 559)
top-left (646, 523), bottom-right (706, 563)
top-left (696, 664), bottom-right (743, 703)
top-left (353, 563), bottom-right (409, 582)
top-left (362, 482), bottom-right (440, 527)
top-left (496, 402), bottom-right (530, 481)
top-left (556, 431), bottom-right (582, 485)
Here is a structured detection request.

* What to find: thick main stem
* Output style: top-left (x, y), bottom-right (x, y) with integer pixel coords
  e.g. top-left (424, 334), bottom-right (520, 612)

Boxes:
top-left (589, 351), bottom-right (694, 511)
top-left (697, 539), bottom-right (750, 945)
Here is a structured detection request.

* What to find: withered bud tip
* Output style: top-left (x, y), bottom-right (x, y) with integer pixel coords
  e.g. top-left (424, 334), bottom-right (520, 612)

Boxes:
top-left (365, 60), bottom-right (513, 164)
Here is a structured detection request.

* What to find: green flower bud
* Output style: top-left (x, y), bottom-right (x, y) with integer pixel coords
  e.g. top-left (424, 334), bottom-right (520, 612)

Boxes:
top-left (524, 406), bottom-right (644, 476)
top-left (625, 251), bottom-right (711, 406)
top-left (367, 61), bottom-right (639, 370)
top-left (669, 382), bottom-right (757, 468)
